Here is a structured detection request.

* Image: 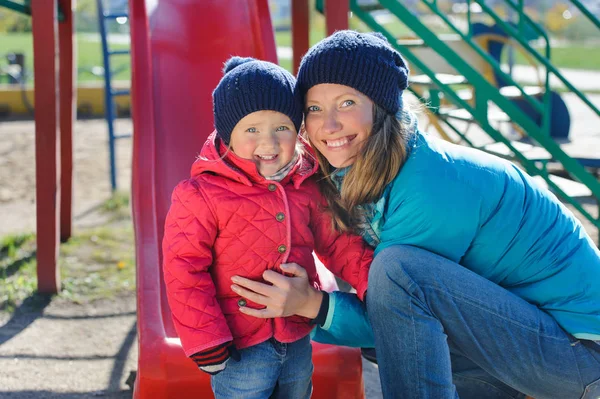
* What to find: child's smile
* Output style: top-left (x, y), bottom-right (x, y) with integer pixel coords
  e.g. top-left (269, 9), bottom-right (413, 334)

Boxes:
top-left (230, 110), bottom-right (298, 178)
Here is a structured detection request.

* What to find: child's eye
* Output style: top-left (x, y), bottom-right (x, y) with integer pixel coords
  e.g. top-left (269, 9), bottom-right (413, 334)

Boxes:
top-left (246, 127), bottom-right (257, 133)
top-left (276, 126), bottom-right (290, 131)
top-left (306, 105), bottom-right (320, 113)
top-left (341, 100), bottom-right (355, 107)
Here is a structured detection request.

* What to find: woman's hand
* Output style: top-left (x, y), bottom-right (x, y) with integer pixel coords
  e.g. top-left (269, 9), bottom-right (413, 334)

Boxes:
top-left (231, 263), bottom-right (323, 319)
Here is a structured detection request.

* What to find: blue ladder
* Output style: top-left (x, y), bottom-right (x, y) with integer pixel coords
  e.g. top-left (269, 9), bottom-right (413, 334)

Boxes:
top-left (96, 0), bottom-right (131, 191)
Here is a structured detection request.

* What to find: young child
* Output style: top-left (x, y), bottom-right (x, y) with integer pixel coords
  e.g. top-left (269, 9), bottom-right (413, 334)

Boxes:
top-left (162, 56), bottom-right (373, 398)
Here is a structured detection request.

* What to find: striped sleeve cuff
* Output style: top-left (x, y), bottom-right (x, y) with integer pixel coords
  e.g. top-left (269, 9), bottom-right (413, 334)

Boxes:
top-left (190, 342), bottom-right (230, 368)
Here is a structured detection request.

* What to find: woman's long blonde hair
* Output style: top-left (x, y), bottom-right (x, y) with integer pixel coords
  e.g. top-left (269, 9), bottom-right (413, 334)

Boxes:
top-left (311, 104), bottom-right (411, 232)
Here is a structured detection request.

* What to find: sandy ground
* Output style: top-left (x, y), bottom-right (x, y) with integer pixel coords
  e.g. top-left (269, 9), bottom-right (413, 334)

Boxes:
top-left (0, 116), bottom-right (597, 398)
top-left (0, 118), bottom-right (133, 237)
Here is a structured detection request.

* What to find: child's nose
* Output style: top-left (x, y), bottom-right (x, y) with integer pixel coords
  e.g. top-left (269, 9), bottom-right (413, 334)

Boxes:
top-left (259, 134), bottom-right (278, 150)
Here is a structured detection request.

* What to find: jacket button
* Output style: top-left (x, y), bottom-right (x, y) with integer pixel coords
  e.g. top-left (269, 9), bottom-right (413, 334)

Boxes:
top-left (237, 299), bottom-right (246, 307)
top-left (277, 244), bottom-right (287, 253)
top-left (268, 184), bottom-right (277, 192)
top-left (276, 212), bottom-right (285, 222)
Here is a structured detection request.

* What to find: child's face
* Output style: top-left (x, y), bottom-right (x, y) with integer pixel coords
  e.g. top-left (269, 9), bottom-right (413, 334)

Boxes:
top-left (229, 111), bottom-right (298, 178)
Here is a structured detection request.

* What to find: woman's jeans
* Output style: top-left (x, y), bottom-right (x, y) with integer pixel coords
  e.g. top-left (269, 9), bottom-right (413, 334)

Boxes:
top-left (367, 245), bottom-right (600, 399)
top-left (210, 335), bottom-right (313, 399)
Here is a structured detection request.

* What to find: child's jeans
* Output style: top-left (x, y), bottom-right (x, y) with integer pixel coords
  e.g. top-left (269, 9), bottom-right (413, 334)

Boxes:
top-left (210, 335), bottom-right (313, 399)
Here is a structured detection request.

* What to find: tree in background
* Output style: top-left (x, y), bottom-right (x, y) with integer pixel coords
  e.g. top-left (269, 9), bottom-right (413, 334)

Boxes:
top-left (0, 9), bottom-right (31, 33)
top-left (0, 0), bottom-right (98, 33)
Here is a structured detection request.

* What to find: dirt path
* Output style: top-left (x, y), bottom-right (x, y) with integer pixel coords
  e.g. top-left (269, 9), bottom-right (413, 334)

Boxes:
top-left (0, 292), bottom-right (382, 398)
top-left (0, 294), bottom-right (137, 398)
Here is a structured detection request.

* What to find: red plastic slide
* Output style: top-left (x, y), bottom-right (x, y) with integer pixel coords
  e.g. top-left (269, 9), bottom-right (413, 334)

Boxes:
top-left (129, 0), bottom-right (365, 397)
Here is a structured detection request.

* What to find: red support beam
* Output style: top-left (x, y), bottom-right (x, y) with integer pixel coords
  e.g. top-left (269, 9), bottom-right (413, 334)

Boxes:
top-left (31, 0), bottom-right (61, 294)
top-left (324, 0), bottom-right (348, 36)
top-left (291, 0), bottom-right (309, 75)
top-left (58, 0), bottom-right (75, 242)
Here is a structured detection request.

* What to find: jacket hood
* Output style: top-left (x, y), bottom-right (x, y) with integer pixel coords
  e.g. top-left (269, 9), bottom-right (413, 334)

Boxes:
top-left (191, 131), bottom-right (319, 189)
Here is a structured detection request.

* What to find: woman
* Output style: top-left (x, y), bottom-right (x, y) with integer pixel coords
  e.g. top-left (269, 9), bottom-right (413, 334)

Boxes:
top-left (230, 30), bottom-right (600, 399)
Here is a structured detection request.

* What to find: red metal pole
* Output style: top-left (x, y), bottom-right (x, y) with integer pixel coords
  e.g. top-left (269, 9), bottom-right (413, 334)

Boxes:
top-left (291, 0), bottom-right (309, 75)
top-left (324, 0), bottom-right (349, 36)
top-left (58, 0), bottom-right (75, 242)
top-left (31, 0), bottom-right (61, 294)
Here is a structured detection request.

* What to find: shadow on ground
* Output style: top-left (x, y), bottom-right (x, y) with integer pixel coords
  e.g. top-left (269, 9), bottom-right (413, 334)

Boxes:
top-left (0, 294), bottom-right (52, 347)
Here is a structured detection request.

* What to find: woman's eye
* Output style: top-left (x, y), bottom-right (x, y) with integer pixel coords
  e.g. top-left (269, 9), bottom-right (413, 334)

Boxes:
top-left (306, 105), bottom-right (320, 113)
top-left (276, 126), bottom-right (289, 131)
top-left (246, 127), bottom-right (257, 133)
top-left (341, 99), bottom-right (355, 107)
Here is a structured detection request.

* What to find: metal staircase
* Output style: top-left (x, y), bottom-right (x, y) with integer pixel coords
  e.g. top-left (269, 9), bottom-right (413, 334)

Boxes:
top-left (344, 0), bottom-right (600, 241)
top-left (96, 0), bottom-right (131, 191)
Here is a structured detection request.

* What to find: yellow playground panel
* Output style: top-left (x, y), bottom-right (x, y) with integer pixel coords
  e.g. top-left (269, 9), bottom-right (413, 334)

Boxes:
top-left (0, 80), bottom-right (131, 118)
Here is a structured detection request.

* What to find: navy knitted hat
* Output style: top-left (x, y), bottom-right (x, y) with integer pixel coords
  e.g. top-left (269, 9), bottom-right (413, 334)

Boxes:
top-left (296, 30), bottom-right (409, 115)
top-left (212, 56), bottom-right (303, 144)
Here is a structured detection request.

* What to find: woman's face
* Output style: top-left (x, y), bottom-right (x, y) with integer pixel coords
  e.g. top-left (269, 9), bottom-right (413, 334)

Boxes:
top-left (304, 84), bottom-right (373, 168)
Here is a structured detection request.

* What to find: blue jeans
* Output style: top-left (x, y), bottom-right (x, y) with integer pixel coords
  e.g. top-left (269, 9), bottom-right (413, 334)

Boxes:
top-left (210, 335), bottom-right (313, 399)
top-left (367, 245), bottom-right (600, 399)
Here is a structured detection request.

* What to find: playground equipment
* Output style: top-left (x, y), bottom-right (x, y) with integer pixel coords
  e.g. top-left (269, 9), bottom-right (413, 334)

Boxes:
top-left (96, 0), bottom-right (132, 191)
top-left (0, 81), bottom-right (130, 117)
top-left (129, 0), bottom-right (364, 397)
top-left (0, 0), bottom-right (76, 294)
top-left (8, 0), bottom-right (600, 395)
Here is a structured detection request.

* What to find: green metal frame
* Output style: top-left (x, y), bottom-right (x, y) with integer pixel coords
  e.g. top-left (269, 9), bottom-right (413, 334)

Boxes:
top-left (0, 0), bottom-right (29, 14)
top-left (0, 0), bottom-right (64, 21)
top-left (473, 0), bottom-right (600, 119)
top-left (349, 0), bottom-right (600, 234)
top-left (465, 0), bottom-right (553, 136)
top-left (569, 0), bottom-right (600, 30)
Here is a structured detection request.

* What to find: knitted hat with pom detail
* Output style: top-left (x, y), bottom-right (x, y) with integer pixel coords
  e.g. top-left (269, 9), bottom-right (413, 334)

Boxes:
top-left (296, 30), bottom-right (410, 115)
top-left (212, 56), bottom-right (303, 144)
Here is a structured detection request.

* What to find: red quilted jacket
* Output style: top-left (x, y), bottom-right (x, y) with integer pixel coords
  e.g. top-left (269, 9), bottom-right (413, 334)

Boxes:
top-left (162, 132), bottom-right (373, 356)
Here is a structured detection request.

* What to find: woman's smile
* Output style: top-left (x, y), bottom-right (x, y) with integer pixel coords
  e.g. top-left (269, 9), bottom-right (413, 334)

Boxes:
top-left (305, 84), bottom-right (373, 168)
top-left (324, 134), bottom-right (358, 149)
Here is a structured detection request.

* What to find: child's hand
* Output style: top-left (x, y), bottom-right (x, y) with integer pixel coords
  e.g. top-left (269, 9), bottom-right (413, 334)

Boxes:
top-left (231, 263), bottom-right (324, 319)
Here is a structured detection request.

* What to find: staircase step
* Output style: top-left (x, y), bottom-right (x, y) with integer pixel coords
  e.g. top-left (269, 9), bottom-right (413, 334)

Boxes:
top-left (397, 38), bottom-right (427, 48)
top-left (499, 85), bottom-right (544, 98)
top-left (111, 89), bottom-right (130, 97)
top-left (482, 141), bottom-right (552, 161)
top-left (533, 175), bottom-right (592, 198)
top-left (409, 73), bottom-right (468, 87)
top-left (357, 0), bottom-right (385, 12)
top-left (104, 12), bottom-right (128, 19)
top-left (555, 137), bottom-right (600, 168)
top-left (439, 108), bottom-right (512, 124)
top-left (109, 49), bottom-right (130, 56)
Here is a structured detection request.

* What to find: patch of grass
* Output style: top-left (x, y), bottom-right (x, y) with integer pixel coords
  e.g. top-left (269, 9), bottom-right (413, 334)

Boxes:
top-left (1, 232), bottom-right (34, 259)
top-left (0, 32), bottom-right (130, 83)
top-left (100, 191), bottom-right (131, 220)
top-left (0, 195), bottom-right (135, 313)
top-left (59, 222), bottom-right (135, 304)
top-left (0, 233), bottom-right (37, 312)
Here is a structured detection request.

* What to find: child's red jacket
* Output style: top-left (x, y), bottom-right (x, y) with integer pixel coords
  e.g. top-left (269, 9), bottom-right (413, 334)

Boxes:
top-left (162, 132), bottom-right (372, 356)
